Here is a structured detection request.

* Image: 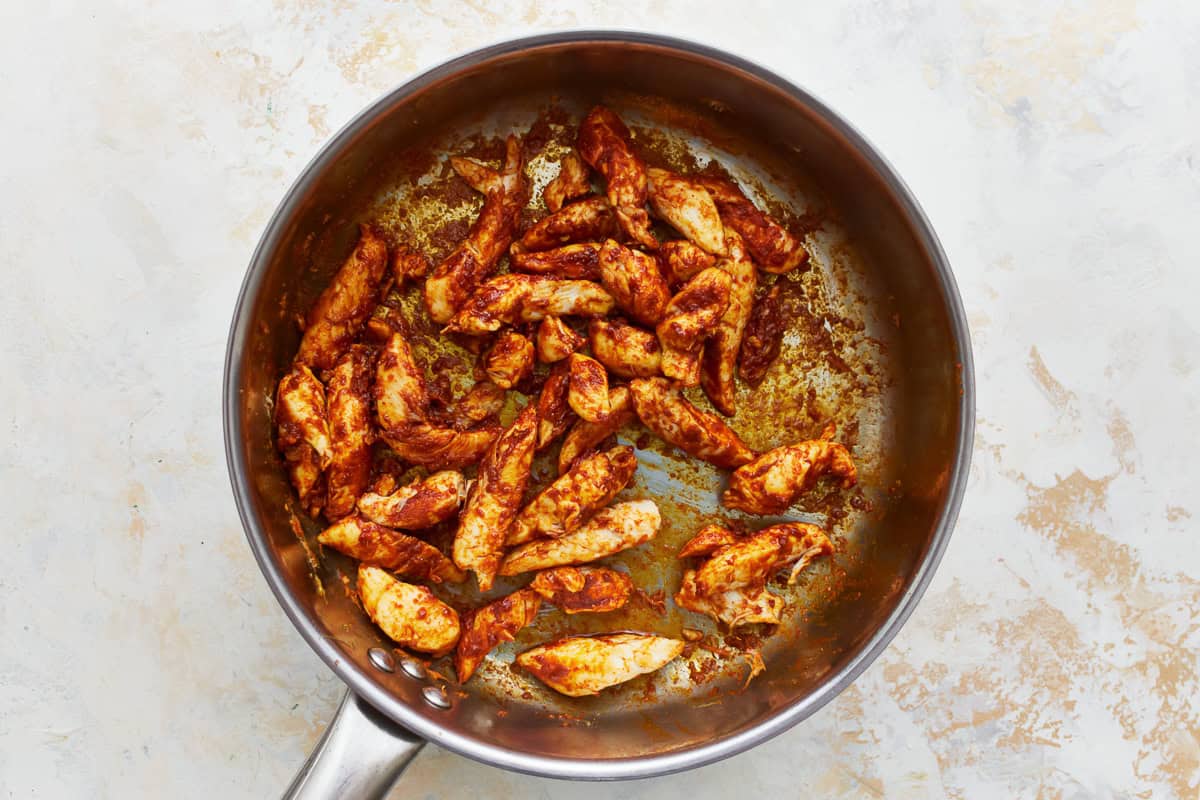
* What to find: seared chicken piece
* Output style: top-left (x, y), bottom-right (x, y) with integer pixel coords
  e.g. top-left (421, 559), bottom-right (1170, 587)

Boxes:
top-left (511, 242), bottom-right (602, 280)
top-left (659, 240), bottom-right (717, 286)
top-left (677, 523), bottom-right (742, 558)
top-left (296, 225), bottom-right (390, 369)
top-left (391, 248), bottom-right (430, 285)
top-left (453, 403), bottom-right (539, 590)
top-left (507, 445), bottom-right (638, 545)
top-left (577, 106), bottom-right (657, 249)
top-left (358, 565), bottom-right (461, 655)
top-left (530, 566), bottom-right (634, 614)
top-left (536, 361), bottom-right (576, 450)
top-left (557, 385), bottom-right (635, 474)
top-left (542, 150), bottom-right (592, 212)
top-left (722, 434), bottom-right (858, 515)
top-left (738, 282), bottom-right (786, 386)
top-left (589, 318), bottom-right (661, 379)
top-left (675, 523), bottom-right (832, 627)
top-left (656, 267), bottom-right (732, 386)
top-left (597, 239), bottom-right (672, 326)
top-left (499, 499), bottom-right (660, 576)
top-left (701, 229), bottom-right (758, 416)
top-left (449, 381), bottom-right (505, 430)
top-left (357, 469), bottom-right (467, 529)
top-left (693, 175), bottom-right (808, 273)
top-left (535, 316), bottom-right (584, 363)
top-left (321, 516), bottom-right (465, 583)
top-left (483, 330), bottom-right (534, 389)
top-left (444, 274), bottom-right (614, 336)
top-left (375, 331), bottom-right (429, 432)
top-left (629, 378), bottom-right (754, 468)
top-left (516, 633), bottom-right (683, 697)
top-left (275, 364), bottom-right (333, 514)
top-left (646, 168), bottom-right (726, 255)
top-left (380, 423), bottom-right (499, 470)
top-left (455, 588), bottom-right (542, 682)
top-left (325, 346), bottom-right (375, 519)
top-left (424, 136), bottom-right (526, 323)
top-left (511, 196), bottom-right (616, 254)
top-left (567, 352), bottom-right (611, 423)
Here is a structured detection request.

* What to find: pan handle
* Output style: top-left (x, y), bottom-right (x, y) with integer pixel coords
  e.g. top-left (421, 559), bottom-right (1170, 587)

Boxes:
top-left (283, 690), bottom-right (426, 800)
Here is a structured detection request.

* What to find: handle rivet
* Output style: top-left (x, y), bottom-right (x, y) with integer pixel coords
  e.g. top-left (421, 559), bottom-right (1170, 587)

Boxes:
top-left (422, 685), bottom-right (451, 710)
top-left (399, 658), bottom-right (427, 680)
top-left (367, 647), bottom-right (395, 673)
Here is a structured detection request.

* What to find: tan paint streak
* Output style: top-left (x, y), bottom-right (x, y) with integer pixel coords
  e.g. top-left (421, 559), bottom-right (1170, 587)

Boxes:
top-left (1166, 506), bottom-right (1191, 522)
top-left (307, 104), bottom-right (329, 139)
top-left (127, 481), bottom-right (147, 540)
top-left (1026, 345), bottom-right (1075, 411)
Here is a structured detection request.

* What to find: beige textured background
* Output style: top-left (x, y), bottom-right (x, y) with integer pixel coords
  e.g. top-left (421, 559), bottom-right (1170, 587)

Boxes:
top-left (2, 1), bottom-right (1198, 797)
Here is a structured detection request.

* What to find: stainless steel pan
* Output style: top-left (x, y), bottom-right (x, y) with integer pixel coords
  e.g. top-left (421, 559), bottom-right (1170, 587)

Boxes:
top-left (223, 31), bottom-right (974, 798)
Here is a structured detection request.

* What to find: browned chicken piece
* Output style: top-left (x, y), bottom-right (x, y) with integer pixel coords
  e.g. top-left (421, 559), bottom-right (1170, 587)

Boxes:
top-left (529, 566), bottom-right (634, 614)
top-left (380, 423), bottom-right (499, 470)
top-left (391, 248), bottom-right (430, 285)
top-left (453, 403), bottom-right (539, 590)
top-left (693, 175), bottom-right (809, 273)
top-left (597, 239), bottom-right (672, 326)
top-left (325, 346), bottom-right (375, 519)
top-left (542, 151), bottom-right (592, 212)
top-left (455, 589), bottom-right (542, 682)
top-left (506, 445), bottom-right (638, 545)
top-left (701, 229), bottom-right (758, 416)
top-left (424, 136), bottom-right (526, 323)
top-left (536, 362), bottom-right (576, 450)
top-left (722, 433), bottom-right (858, 515)
top-left (516, 632), bottom-right (683, 697)
top-left (556, 385), bottom-right (635, 474)
top-left (535, 316), bottom-right (584, 363)
top-left (275, 364), bottom-right (333, 514)
top-left (499, 499), bottom-right (660, 576)
top-left (660, 343), bottom-right (701, 387)
top-left (357, 469), bottom-right (467, 530)
top-left (629, 378), bottom-right (754, 468)
top-left (646, 168), bottom-right (726, 255)
top-left (320, 516), bottom-right (465, 583)
top-left (511, 196), bottom-right (616, 254)
top-left (449, 382), bottom-right (505, 430)
top-left (483, 330), bottom-right (534, 389)
top-left (589, 318), bottom-right (661, 379)
top-left (510, 242), bottom-right (602, 280)
top-left (375, 331), bottom-right (429, 432)
top-left (656, 266), bottom-right (732, 385)
top-left (567, 353), bottom-right (611, 423)
top-left (738, 282), bottom-right (786, 386)
top-left (678, 523), bottom-right (742, 558)
top-left (675, 523), bottom-right (832, 627)
top-left (358, 565), bottom-right (461, 655)
top-left (659, 240), bottom-right (717, 286)
top-left (296, 225), bottom-right (390, 369)
top-left (444, 274), bottom-right (615, 336)
top-left (577, 106), bottom-right (657, 250)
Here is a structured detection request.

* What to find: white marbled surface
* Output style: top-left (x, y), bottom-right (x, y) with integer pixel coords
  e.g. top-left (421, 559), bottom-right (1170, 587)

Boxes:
top-left (2, 1), bottom-right (1198, 797)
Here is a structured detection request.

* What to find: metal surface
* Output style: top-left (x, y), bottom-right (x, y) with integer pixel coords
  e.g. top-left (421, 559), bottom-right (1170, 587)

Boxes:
top-left (224, 31), bottom-right (974, 788)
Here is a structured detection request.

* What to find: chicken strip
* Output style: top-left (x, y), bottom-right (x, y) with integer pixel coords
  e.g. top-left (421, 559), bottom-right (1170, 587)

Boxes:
top-left (597, 239), bottom-right (671, 326)
top-left (507, 446), bottom-right (638, 545)
top-left (455, 589), bottom-right (542, 683)
top-left (542, 150), bottom-right (592, 213)
top-left (567, 352), bottom-right (611, 423)
top-left (358, 565), bottom-right (461, 655)
top-left (510, 242), bottom-right (602, 280)
top-left (448, 381), bottom-right (505, 430)
top-left (516, 633), bottom-right (683, 697)
top-left (693, 175), bottom-right (808, 273)
top-left (701, 229), bottom-right (758, 416)
top-left (659, 240), bottom-right (717, 287)
top-left (535, 316), bottom-right (584, 363)
top-left (453, 403), bottom-right (539, 590)
top-left (424, 136), bottom-right (526, 323)
top-left (499, 499), bottom-right (660, 576)
top-left (722, 435), bottom-right (858, 515)
top-left (678, 523), bottom-right (742, 558)
top-left (557, 385), bottom-right (635, 474)
top-left (380, 423), bottom-right (499, 470)
top-left (391, 248), bottom-right (429, 285)
top-left (646, 167), bottom-right (725, 255)
top-left (511, 197), bottom-right (616, 254)
top-left (656, 267), bottom-right (732, 385)
top-left (577, 106), bottom-right (657, 249)
top-left (629, 378), bottom-right (754, 468)
top-left (738, 282), bottom-right (786, 386)
top-left (530, 566), bottom-right (634, 614)
top-left (588, 318), bottom-right (661, 379)
top-left (536, 361), bottom-right (576, 450)
top-left (483, 330), bottom-right (534, 389)
top-left (375, 331), bottom-right (429, 432)
top-left (275, 364), bottom-right (333, 514)
top-left (325, 346), bottom-right (375, 519)
top-left (524, 277), bottom-right (616, 323)
top-left (357, 469), bottom-right (467, 530)
top-left (444, 274), bottom-right (614, 336)
top-left (296, 225), bottom-right (390, 369)
top-left (321, 516), bottom-right (465, 583)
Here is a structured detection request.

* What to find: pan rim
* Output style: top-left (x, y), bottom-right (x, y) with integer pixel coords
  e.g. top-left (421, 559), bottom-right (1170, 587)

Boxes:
top-left (222, 29), bottom-right (975, 781)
